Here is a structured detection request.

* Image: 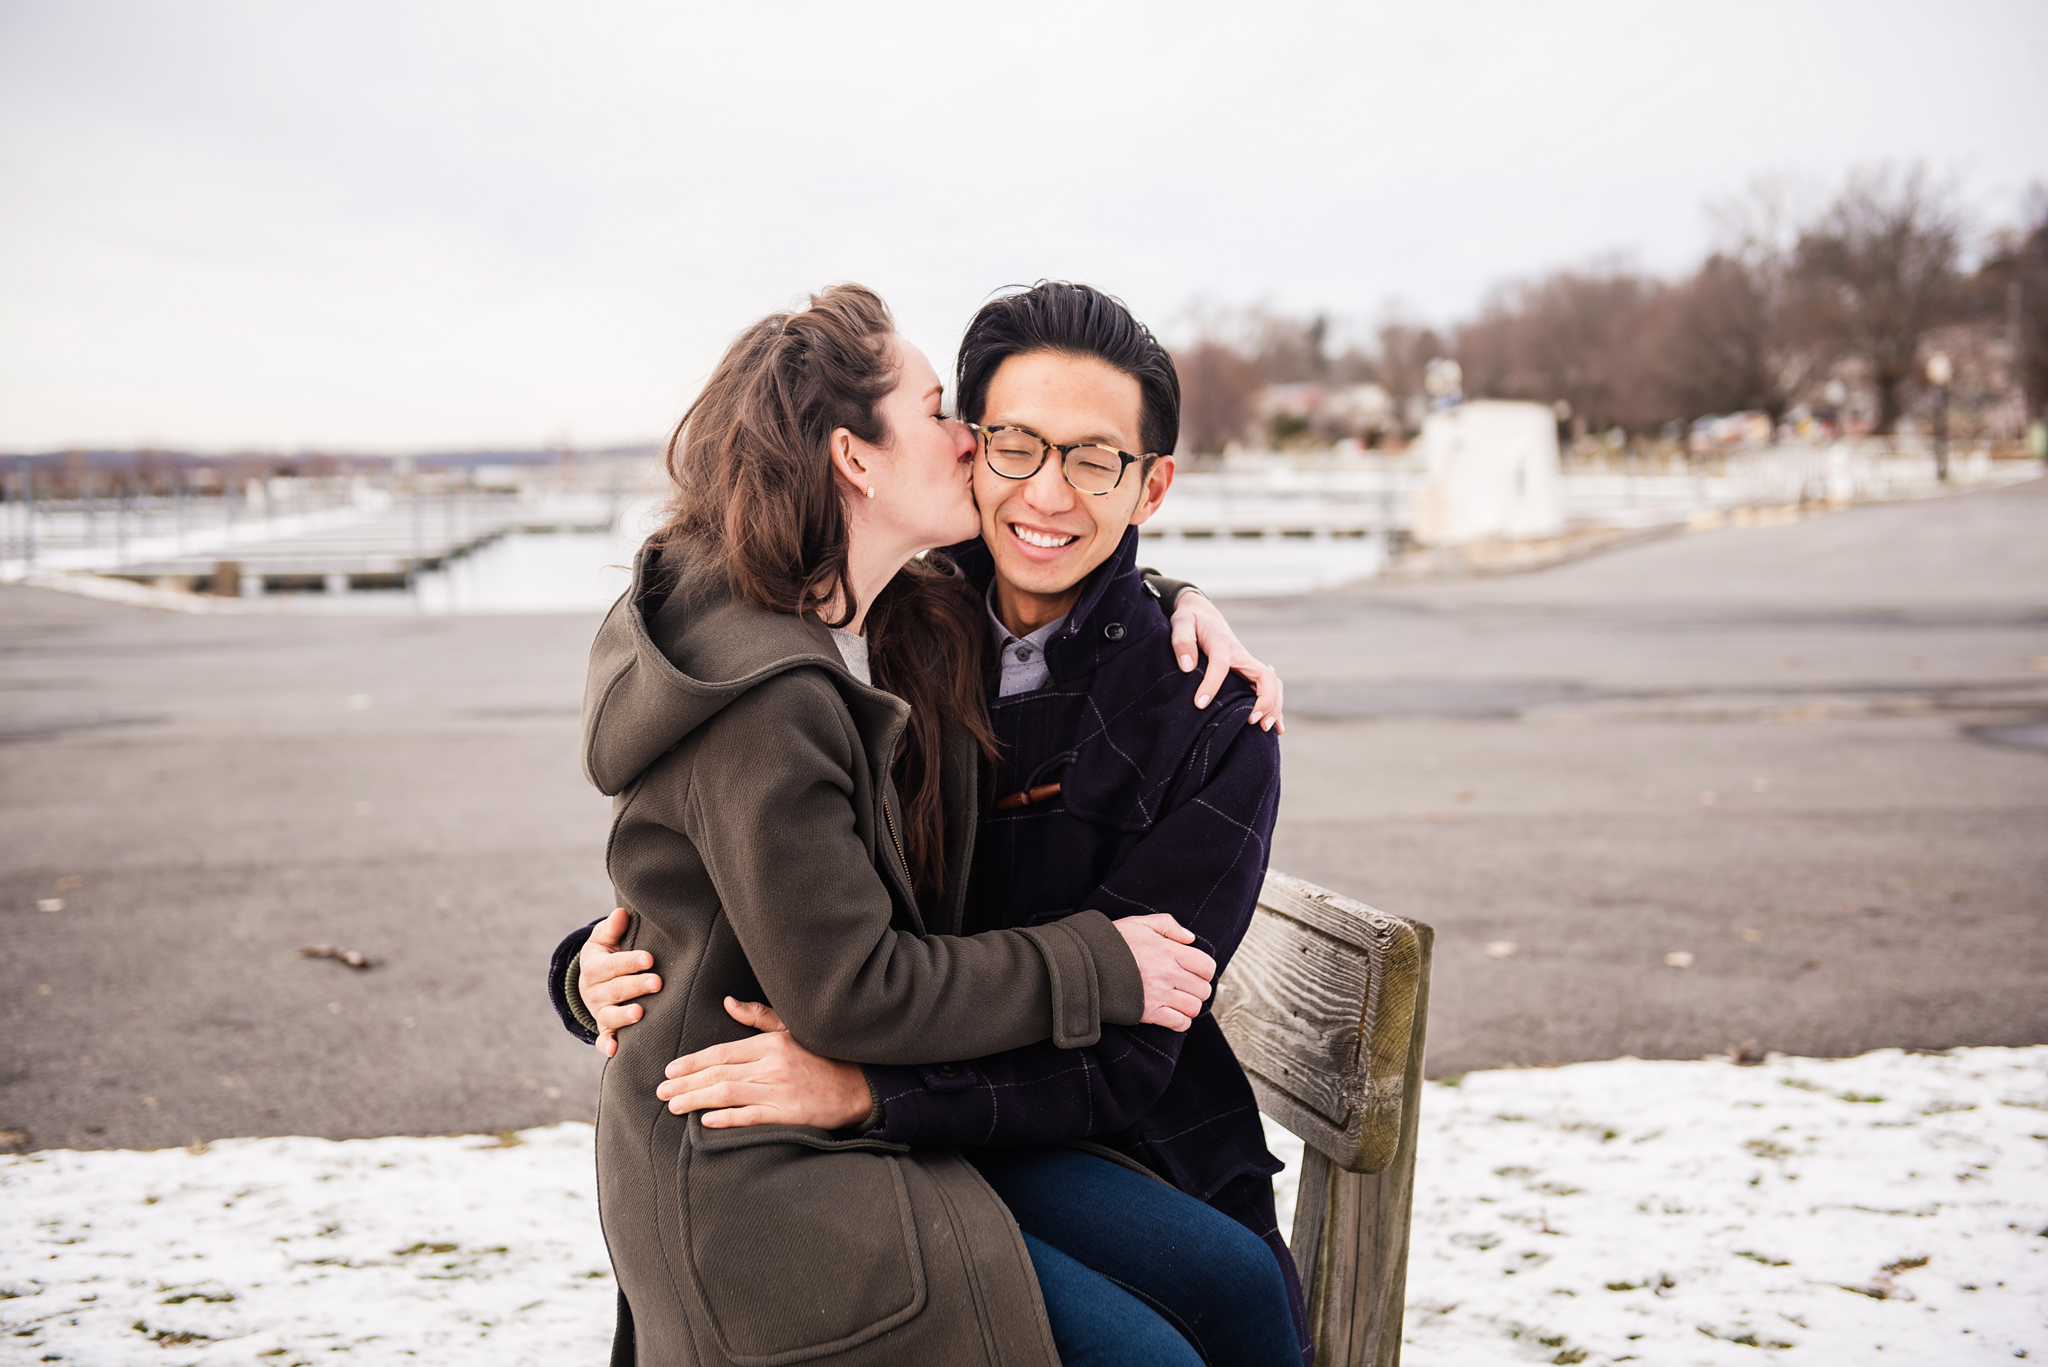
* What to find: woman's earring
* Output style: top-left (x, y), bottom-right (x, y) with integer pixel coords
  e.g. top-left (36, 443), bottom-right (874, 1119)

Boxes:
top-left (865, 485), bottom-right (875, 500)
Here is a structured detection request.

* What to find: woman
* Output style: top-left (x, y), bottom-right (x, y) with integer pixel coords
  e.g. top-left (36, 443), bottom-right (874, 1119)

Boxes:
top-left (582, 284), bottom-right (1249, 1366)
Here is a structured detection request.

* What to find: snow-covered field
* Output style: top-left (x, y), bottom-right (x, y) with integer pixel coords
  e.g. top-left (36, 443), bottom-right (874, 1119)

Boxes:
top-left (4, 1047), bottom-right (2042, 1366)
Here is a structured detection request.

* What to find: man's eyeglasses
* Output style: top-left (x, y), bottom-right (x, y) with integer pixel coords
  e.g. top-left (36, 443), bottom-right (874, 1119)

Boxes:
top-left (969, 423), bottom-right (1151, 496)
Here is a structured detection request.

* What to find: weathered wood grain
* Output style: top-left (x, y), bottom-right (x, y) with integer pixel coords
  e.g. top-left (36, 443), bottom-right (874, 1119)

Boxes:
top-left (1217, 870), bottom-right (1433, 1367)
top-left (1215, 871), bottom-right (1431, 1174)
top-left (1220, 911), bottom-right (1374, 1126)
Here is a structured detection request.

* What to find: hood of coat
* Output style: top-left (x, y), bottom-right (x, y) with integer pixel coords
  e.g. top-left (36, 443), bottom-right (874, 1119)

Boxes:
top-left (581, 539), bottom-right (903, 797)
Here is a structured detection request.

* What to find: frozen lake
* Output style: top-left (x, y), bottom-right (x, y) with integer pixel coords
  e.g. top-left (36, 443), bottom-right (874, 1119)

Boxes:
top-left (276, 522), bottom-right (1387, 615)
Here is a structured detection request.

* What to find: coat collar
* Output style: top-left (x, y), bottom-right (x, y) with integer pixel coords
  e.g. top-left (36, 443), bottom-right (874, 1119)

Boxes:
top-left (943, 526), bottom-right (1155, 689)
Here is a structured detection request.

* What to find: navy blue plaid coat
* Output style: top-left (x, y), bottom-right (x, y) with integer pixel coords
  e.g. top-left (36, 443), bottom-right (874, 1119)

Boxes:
top-left (860, 528), bottom-right (1302, 1358)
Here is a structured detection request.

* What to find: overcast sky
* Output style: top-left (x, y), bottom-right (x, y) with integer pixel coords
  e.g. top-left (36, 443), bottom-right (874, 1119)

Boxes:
top-left (2, 0), bottom-right (2043, 453)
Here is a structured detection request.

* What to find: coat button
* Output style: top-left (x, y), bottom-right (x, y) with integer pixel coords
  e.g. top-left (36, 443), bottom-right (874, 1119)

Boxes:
top-left (1103, 622), bottom-right (1125, 641)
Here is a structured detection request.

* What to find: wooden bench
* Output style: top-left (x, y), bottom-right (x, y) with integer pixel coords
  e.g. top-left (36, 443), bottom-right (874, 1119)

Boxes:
top-left (1213, 871), bottom-right (1434, 1367)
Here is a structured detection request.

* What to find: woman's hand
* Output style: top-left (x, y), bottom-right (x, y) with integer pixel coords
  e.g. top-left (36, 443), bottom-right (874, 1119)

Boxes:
top-left (579, 907), bottom-right (663, 1058)
top-left (655, 998), bottom-right (873, 1130)
top-left (1168, 590), bottom-right (1284, 733)
top-left (1114, 913), bottom-right (1217, 1031)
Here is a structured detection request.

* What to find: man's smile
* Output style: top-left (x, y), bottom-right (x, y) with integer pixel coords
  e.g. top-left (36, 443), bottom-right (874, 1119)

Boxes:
top-left (1008, 521), bottom-right (1080, 552)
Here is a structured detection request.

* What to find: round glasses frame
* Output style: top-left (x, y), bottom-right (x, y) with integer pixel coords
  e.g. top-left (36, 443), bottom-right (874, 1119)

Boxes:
top-left (968, 423), bottom-right (1151, 496)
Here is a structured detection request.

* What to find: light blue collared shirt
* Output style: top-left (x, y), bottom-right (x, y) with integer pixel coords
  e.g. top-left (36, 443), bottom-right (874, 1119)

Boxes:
top-left (985, 586), bottom-right (1067, 697)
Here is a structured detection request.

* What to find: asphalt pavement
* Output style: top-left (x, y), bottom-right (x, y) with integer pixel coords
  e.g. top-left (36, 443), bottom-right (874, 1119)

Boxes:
top-left (3, 475), bottom-right (2043, 1150)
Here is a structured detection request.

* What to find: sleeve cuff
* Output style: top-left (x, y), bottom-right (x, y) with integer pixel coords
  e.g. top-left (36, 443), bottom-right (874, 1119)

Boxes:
top-left (562, 951), bottom-right (599, 1036)
top-left (547, 921), bottom-right (602, 1046)
top-left (1017, 909), bottom-right (1144, 1047)
top-left (847, 1069), bottom-right (887, 1135)
top-left (1137, 569), bottom-right (1200, 610)
top-left (1074, 910), bottom-right (1146, 1025)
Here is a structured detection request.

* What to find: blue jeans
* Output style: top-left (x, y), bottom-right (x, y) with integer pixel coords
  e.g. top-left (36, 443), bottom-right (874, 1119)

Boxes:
top-left (969, 1147), bottom-right (1299, 1367)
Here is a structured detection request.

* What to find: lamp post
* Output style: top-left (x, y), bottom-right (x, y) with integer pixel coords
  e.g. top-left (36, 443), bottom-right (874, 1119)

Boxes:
top-left (1925, 352), bottom-right (1952, 481)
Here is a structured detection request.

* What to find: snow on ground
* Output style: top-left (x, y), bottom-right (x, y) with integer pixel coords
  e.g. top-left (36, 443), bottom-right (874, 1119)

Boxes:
top-left (4, 1047), bottom-right (2043, 1366)
top-left (1382, 1046), bottom-right (2046, 1365)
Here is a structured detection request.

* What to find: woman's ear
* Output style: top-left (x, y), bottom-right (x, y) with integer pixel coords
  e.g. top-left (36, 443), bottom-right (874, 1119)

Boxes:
top-left (827, 428), bottom-right (870, 498)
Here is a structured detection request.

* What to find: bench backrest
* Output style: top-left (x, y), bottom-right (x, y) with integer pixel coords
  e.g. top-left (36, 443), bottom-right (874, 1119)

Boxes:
top-left (1213, 870), bottom-right (1433, 1367)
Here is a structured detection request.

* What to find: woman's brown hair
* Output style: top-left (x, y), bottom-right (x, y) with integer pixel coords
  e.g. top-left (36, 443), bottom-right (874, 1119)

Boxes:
top-left (654, 284), bottom-right (994, 913)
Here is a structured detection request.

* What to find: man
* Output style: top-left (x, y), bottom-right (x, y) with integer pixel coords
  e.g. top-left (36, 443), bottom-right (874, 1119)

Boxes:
top-left (558, 283), bottom-right (1307, 1363)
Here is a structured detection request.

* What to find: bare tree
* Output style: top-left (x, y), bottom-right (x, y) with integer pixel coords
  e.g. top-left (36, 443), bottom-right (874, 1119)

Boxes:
top-left (1653, 179), bottom-right (1833, 427)
top-left (1962, 186), bottom-right (2048, 426)
top-left (1455, 261), bottom-right (1675, 433)
top-left (1655, 253), bottom-right (1832, 427)
top-left (1370, 315), bottom-right (1444, 435)
top-left (1174, 340), bottom-right (1263, 455)
top-left (1246, 310), bottom-right (1323, 384)
top-left (1792, 164), bottom-right (1965, 434)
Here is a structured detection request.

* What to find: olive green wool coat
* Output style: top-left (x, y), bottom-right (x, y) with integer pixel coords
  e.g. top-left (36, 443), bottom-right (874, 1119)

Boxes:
top-left (584, 542), bottom-right (1147, 1367)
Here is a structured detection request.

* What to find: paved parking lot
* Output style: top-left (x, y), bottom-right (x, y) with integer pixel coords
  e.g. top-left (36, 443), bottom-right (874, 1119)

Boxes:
top-left (3, 474), bottom-right (2043, 1149)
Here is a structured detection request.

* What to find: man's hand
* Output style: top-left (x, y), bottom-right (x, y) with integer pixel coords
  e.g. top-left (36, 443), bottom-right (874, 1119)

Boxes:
top-left (1114, 913), bottom-right (1217, 1031)
top-left (1168, 589), bottom-right (1284, 733)
top-left (655, 998), bottom-right (873, 1130)
top-left (579, 907), bottom-right (663, 1058)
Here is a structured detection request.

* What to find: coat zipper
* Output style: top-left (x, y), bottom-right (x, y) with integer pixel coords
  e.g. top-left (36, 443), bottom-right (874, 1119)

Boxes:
top-left (882, 792), bottom-right (914, 899)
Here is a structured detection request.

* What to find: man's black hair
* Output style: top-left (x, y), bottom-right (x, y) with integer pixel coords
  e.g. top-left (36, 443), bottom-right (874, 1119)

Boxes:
top-left (955, 281), bottom-right (1181, 460)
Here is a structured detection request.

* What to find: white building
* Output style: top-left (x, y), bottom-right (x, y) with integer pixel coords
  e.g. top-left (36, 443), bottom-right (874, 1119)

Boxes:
top-left (1410, 400), bottom-right (1564, 545)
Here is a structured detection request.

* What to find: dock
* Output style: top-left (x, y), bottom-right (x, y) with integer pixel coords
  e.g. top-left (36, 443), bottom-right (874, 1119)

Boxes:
top-left (4, 486), bottom-right (619, 596)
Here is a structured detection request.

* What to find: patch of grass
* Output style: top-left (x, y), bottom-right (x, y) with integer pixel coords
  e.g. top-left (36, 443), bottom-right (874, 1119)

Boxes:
top-left (1437, 1074), bottom-right (1465, 1088)
top-left (1779, 1077), bottom-right (1824, 1092)
top-left (131, 1322), bottom-right (213, 1347)
top-left (1918, 1099), bottom-right (1975, 1115)
top-left (1697, 1325), bottom-right (1795, 1348)
top-left (1735, 1250), bottom-right (1791, 1266)
top-left (1493, 1165), bottom-right (1537, 1179)
top-left (1552, 1352), bottom-right (1588, 1365)
top-left (1838, 1092), bottom-right (1884, 1104)
top-left (160, 1289), bottom-right (235, 1304)
top-left (1604, 1272), bottom-right (1678, 1294)
top-left (1535, 1181), bottom-right (1583, 1196)
top-left (1744, 1139), bottom-right (1794, 1160)
top-left (1882, 1255), bottom-right (1929, 1273)
top-left (394, 1242), bottom-right (458, 1257)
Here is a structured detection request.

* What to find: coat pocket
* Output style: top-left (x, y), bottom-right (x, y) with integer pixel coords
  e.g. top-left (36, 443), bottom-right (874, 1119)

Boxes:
top-left (681, 1118), bottom-right (925, 1366)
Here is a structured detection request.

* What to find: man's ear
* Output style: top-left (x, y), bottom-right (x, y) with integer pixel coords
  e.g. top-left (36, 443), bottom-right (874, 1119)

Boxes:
top-left (1127, 455), bottom-right (1175, 527)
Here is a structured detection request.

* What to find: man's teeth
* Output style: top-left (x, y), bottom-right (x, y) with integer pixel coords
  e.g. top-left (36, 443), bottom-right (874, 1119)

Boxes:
top-left (1013, 525), bottom-right (1077, 549)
